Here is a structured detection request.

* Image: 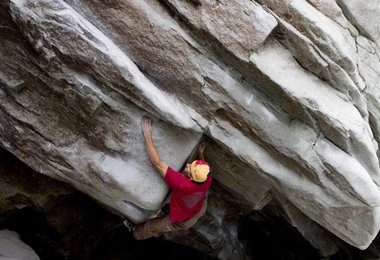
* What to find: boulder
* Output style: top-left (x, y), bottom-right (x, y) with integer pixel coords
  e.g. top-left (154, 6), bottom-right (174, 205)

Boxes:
top-left (0, 230), bottom-right (40, 260)
top-left (1, 0), bottom-right (380, 256)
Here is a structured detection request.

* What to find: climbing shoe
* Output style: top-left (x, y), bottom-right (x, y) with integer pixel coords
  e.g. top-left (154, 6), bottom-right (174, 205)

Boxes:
top-left (123, 219), bottom-right (135, 232)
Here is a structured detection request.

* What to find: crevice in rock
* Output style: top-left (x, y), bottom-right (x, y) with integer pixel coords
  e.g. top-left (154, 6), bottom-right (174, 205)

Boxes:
top-left (270, 11), bottom-right (369, 120)
top-left (354, 39), bottom-right (369, 94)
top-left (311, 131), bottom-right (322, 148)
top-left (159, 0), bottom-right (288, 120)
top-left (367, 111), bottom-right (380, 158)
top-left (335, 0), bottom-right (375, 44)
top-left (210, 108), bottom-right (322, 187)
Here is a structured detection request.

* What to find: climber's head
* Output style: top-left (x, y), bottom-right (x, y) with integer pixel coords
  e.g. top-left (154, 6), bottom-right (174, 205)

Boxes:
top-left (185, 160), bottom-right (210, 183)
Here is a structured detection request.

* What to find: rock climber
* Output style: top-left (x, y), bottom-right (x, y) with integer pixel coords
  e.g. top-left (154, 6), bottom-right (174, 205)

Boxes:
top-left (123, 116), bottom-right (212, 239)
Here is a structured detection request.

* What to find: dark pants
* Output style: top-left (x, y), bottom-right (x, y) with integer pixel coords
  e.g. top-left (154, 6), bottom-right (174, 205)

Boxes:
top-left (133, 202), bottom-right (207, 240)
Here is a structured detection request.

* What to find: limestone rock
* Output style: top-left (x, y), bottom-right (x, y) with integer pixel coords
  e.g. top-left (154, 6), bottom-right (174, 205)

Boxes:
top-left (1, 0), bottom-right (380, 256)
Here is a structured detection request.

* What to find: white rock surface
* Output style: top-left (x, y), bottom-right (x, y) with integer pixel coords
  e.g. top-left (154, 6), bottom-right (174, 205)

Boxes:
top-left (0, 230), bottom-right (40, 260)
top-left (337, 0), bottom-right (380, 48)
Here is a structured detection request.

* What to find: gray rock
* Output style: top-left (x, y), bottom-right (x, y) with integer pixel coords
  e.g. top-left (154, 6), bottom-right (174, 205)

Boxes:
top-left (337, 0), bottom-right (380, 48)
top-left (1, 0), bottom-right (380, 256)
top-left (0, 230), bottom-right (40, 260)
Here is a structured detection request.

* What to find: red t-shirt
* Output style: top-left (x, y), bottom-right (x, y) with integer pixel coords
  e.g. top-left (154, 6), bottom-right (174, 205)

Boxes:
top-left (164, 167), bottom-right (212, 223)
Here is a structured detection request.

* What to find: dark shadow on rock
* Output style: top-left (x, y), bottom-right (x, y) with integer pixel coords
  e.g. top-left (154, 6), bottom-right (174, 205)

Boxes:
top-left (0, 147), bottom-right (213, 259)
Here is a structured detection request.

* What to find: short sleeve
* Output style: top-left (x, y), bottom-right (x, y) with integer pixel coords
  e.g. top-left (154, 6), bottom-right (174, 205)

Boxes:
top-left (164, 167), bottom-right (187, 189)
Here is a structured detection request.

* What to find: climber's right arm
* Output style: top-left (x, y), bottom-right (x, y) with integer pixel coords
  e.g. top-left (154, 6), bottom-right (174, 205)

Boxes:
top-left (142, 117), bottom-right (168, 178)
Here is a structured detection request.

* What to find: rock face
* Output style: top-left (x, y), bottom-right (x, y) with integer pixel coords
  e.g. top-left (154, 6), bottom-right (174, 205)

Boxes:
top-left (1, 0), bottom-right (380, 257)
top-left (0, 230), bottom-right (40, 260)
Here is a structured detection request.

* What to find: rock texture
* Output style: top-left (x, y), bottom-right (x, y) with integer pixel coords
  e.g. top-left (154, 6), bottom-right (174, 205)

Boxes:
top-left (1, 0), bottom-right (380, 257)
top-left (0, 145), bottom-right (75, 224)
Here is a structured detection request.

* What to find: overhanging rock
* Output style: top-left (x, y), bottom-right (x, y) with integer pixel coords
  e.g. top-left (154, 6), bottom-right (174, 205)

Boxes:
top-left (1, 0), bottom-right (380, 253)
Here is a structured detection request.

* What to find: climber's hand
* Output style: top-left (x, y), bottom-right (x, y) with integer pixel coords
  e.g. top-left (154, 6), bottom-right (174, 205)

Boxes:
top-left (142, 116), bottom-right (154, 136)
